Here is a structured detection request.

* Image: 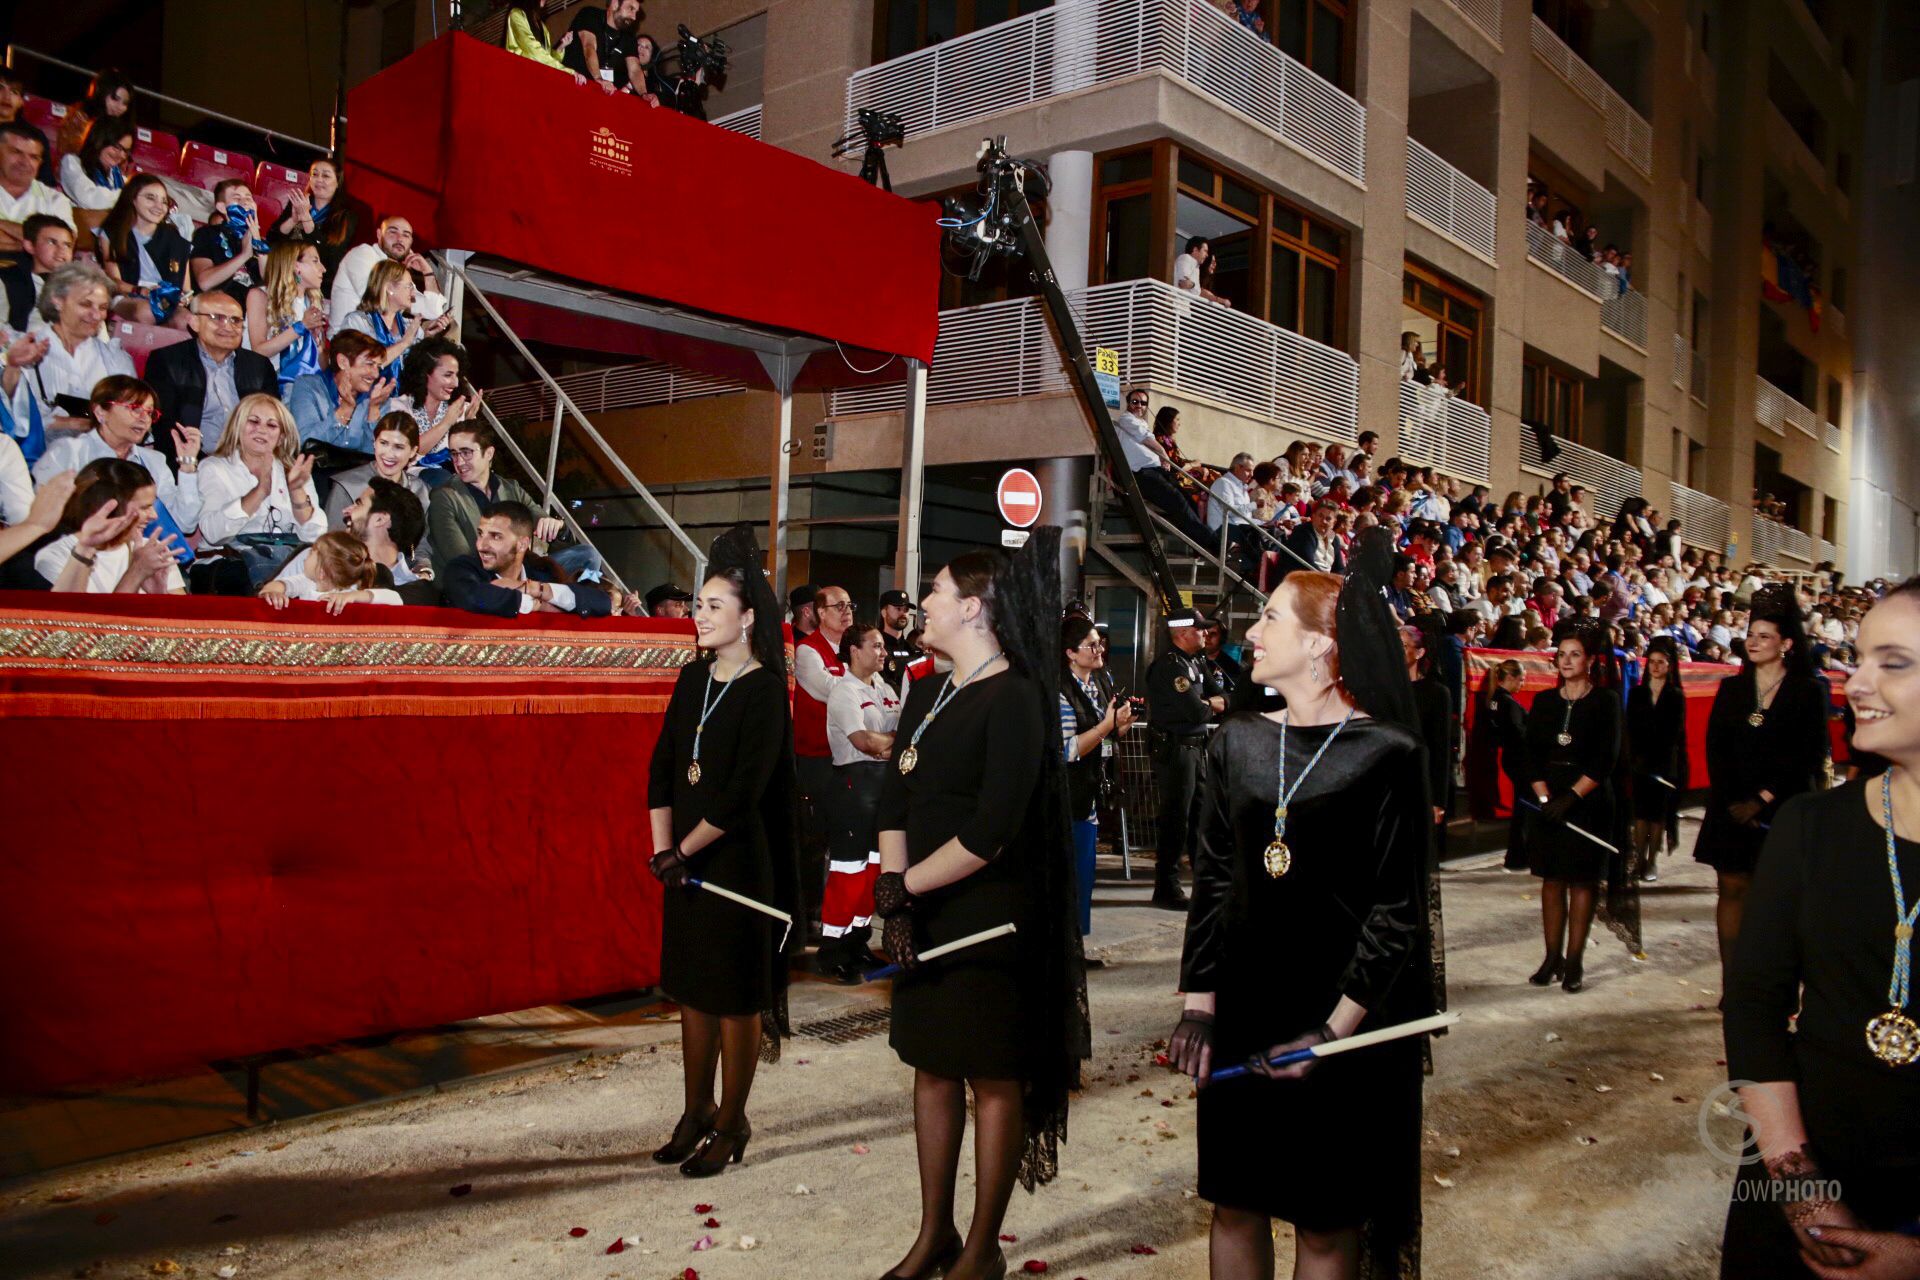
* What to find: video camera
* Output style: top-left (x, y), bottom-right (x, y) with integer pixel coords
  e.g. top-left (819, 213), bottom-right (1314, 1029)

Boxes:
top-left (673, 23), bottom-right (730, 82)
top-left (938, 136), bottom-right (1050, 281)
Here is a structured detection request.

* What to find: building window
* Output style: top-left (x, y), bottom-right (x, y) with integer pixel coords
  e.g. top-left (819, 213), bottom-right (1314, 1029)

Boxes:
top-left (1269, 0), bottom-right (1349, 88)
top-left (1826, 376), bottom-right (1844, 426)
top-left (874, 0), bottom-right (1051, 61)
top-left (1401, 263), bottom-right (1484, 404)
top-left (1097, 148), bottom-right (1156, 290)
top-left (1522, 357), bottom-right (1584, 445)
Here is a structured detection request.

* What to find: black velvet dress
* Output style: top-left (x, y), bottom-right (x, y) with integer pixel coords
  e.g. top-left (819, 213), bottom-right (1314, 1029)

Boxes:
top-left (1522, 687), bottom-right (1621, 883)
top-left (1182, 714), bottom-right (1431, 1231)
top-left (646, 661), bottom-right (789, 1017)
top-left (1721, 782), bottom-right (1920, 1277)
top-left (1695, 670), bottom-right (1831, 875)
top-left (1625, 679), bottom-right (1688, 822)
top-left (878, 670), bottom-right (1046, 1080)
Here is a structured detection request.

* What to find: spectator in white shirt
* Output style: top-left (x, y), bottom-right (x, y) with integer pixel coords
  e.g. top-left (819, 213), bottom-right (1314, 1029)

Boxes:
top-left (340, 258), bottom-right (452, 381)
top-left (34, 455), bottom-right (186, 593)
top-left (57, 117), bottom-right (134, 213)
top-left (1172, 235), bottom-right (1229, 305)
top-left (329, 216), bottom-right (447, 330)
top-left (260, 530), bottom-right (399, 613)
top-left (0, 429), bottom-right (31, 526)
top-left (33, 374), bottom-right (201, 531)
top-left (0, 123), bottom-right (75, 253)
top-left (196, 392), bottom-right (326, 577)
top-left (5, 260), bottom-right (134, 441)
top-left (1114, 388), bottom-right (1213, 546)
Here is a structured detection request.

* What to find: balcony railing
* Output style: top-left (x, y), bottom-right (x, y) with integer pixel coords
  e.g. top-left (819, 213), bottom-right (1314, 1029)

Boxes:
top-left (1825, 420), bottom-right (1842, 453)
top-left (1404, 137), bottom-right (1496, 262)
top-left (1519, 428), bottom-right (1643, 525)
top-left (1526, 221), bottom-right (1610, 300)
top-left (1397, 382), bottom-right (1492, 484)
top-left (829, 278), bottom-right (1360, 445)
top-left (711, 103), bottom-right (763, 140)
top-left (1441, 0), bottom-right (1501, 46)
top-left (1600, 286), bottom-right (1647, 347)
top-left (1817, 538), bottom-right (1838, 566)
top-left (488, 361), bottom-right (746, 423)
top-left (844, 0), bottom-right (1367, 186)
top-left (1530, 16), bottom-right (1652, 177)
top-left (1754, 376), bottom-right (1818, 438)
top-left (1752, 517), bottom-right (1814, 565)
top-left (1670, 333), bottom-right (1687, 389)
top-left (1669, 483), bottom-right (1730, 553)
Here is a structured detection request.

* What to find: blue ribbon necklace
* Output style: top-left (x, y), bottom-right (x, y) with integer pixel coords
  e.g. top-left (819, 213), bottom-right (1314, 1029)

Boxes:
top-left (898, 652), bottom-right (1001, 775)
top-left (1265, 708), bottom-right (1355, 878)
top-left (1868, 770), bottom-right (1920, 1066)
top-left (687, 657), bottom-right (754, 785)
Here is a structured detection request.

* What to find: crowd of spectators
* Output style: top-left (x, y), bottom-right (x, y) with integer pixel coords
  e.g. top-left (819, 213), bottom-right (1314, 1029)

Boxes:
top-left (1527, 178), bottom-right (1633, 297)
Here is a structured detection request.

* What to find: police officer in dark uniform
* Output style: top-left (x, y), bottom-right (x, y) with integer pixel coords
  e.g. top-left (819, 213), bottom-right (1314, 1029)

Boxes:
top-left (878, 589), bottom-right (917, 691)
top-left (1145, 607), bottom-right (1224, 908)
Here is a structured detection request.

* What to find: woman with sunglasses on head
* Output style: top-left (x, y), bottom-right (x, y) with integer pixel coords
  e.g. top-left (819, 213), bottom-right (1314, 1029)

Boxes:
top-left (1696, 585), bottom-right (1832, 997)
top-left (31, 375), bottom-right (200, 534)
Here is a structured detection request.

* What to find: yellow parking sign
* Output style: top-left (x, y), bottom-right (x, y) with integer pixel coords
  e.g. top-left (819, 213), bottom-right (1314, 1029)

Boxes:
top-left (1094, 346), bottom-right (1120, 376)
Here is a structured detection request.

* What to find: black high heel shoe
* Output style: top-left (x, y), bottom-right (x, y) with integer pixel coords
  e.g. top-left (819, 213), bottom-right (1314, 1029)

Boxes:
top-left (679, 1121), bottom-right (751, 1177)
top-left (652, 1108), bottom-right (716, 1164)
top-left (878, 1235), bottom-right (962, 1280)
top-left (1528, 953), bottom-right (1565, 986)
top-left (1561, 957), bottom-right (1586, 993)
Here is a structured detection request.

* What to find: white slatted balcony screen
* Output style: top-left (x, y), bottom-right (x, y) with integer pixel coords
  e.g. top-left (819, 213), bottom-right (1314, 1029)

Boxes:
top-left (1754, 376), bottom-right (1818, 438)
top-left (1526, 221), bottom-right (1610, 300)
top-left (1670, 483), bottom-right (1729, 553)
top-left (487, 362), bottom-right (746, 423)
top-left (1530, 16), bottom-right (1651, 177)
top-left (1404, 137), bottom-right (1496, 261)
top-left (1396, 382), bottom-right (1492, 485)
top-left (1519, 428), bottom-right (1642, 523)
top-left (1600, 287), bottom-right (1646, 347)
top-left (711, 104), bottom-right (763, 139)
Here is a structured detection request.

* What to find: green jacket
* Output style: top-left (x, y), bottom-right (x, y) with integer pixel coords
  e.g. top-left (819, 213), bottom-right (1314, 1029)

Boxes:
top-left (428, 474), bottom-right (536, 577)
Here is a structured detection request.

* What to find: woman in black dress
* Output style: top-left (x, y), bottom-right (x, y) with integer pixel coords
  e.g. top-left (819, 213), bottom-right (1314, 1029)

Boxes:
top-left (1696, 586), bottom-right (1830, 995)
top-left (646, 525), bottom-right (797, 1178)
top-left (1169, 543), bottom-right (1435, 1280)
top-left (874, 533), bottom-right (1085, 1280)
top-left (1474, 659), bottom-right (1532, 872)
top-left (1720, 580), bottom-right (1920, 1279)
top-left (1522, 621), bottom-right (1621, 993)
top-left (1626, 636), bottom-right (1688, 883)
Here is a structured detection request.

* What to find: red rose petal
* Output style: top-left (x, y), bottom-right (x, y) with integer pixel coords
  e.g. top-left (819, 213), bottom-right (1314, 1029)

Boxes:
top-left (683, 1270), bottom-right (699, 1280)
top-left (568, 1227), bottom-right (588, 1238)
top-left (694, 1203), bottom-right (713, 1214)
top-left (605, 1237), bottom-right (626, 1254)
top-left (449, 1184), bottom-right (472, 1197)
top-left (1153, 1053), bottom-right (1171, 1067)
top-left (703, 1217), bottom-right (720, 1228)
top-left (1000, 1233), bottom-right (1018, 1242)
top-left (1160, 1099), bottom-right (1174, 1108)
top-left (1023, 1262), bottom-right (1049, 1274)
top-left (1130, 1243), bottom-right (1158, 1255)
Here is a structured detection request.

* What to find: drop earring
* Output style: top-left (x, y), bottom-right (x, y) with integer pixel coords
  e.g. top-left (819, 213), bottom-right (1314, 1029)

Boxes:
top-left (1310, 653), bottom-right (1322, 684)
top-left (740, 623), bottom-right (751, 645)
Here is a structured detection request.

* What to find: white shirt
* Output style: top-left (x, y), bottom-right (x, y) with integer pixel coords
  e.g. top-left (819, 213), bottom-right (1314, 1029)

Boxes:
top-left (35, 532), bottom-right (184, 593)
top-left (34, 431), bottom-right (202, 532)
top-left (1207, 469), bottom-right (1253, 532)
top-left (271, 546), bottom-right (404, 605)
top-left (329, 243), bottom-right (447, 328)
top-left (1173, 253), bottom-right (1202, 292)
top-left (794, 632), bottom-right (846, 704)
top-left (196, 453), bottom-right (327, 547)
top-left (0, 431), bottom-right (32, 525)
top-left (826, 671), bottom-right (901, 768)
top-left (9, 328), bottom-right (135, 432)
top-left (0, 179), bottom-right (76, 231)
top-left (57, 154), bottom-right (127, 212)
top-left (1112, 409), bottom-right (1160, 474)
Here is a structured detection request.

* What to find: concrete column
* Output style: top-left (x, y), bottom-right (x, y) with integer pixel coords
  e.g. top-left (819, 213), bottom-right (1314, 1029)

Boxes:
top-left (1035, 455), bottom-right (1093, 602)
top-left (1350, 2), bottom-right (1413, 457)
top-left (1046, 150), bottom-right (1095, 291)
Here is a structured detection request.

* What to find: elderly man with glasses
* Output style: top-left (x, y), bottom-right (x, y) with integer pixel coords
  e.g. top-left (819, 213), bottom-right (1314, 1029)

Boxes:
top-left (793, 583), bottom-right (855, 954)
top-left (143, 288), bottom-right (277, 467)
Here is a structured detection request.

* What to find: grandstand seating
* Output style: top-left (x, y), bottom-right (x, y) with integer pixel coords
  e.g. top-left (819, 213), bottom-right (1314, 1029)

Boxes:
top-left (252, 160), bottom-right (308, 227)
top-left (112, 320), bottom-right (193, 377)
top-left (130, 125), bottom-right (184, 179)
top-left (179, 141), bottom-right (256, 195)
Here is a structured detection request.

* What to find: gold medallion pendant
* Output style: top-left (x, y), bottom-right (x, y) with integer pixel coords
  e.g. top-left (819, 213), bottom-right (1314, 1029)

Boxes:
top-left (1866, 1010), bottom-right (1920, 1066)
top-left (686, 761), bottom-right (702, 785)
top-left (898, 745), bottom-right (920, 775)
top-left (1263, 838), bottom-right (1292, 878)
top-left (1748, 711), bottom-right (1766, 728)
top-left (1556, 732), bottom-right (1573, 746)
top-left (1174, 675), bottom-right (1191, 693)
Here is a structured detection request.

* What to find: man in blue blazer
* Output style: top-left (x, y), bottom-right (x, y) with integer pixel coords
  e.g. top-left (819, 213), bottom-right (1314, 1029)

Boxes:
top-left (440, 500), bottom-right (612, 618)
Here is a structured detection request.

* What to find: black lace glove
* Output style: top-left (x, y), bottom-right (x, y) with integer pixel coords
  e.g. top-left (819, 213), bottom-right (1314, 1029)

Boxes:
top-left (1541, 791), bottom-right (1578, 823)
top-left (1250, 1022), bottom-right (1335, 1082)
top-left (881, 913), bottom-right (918, 971)
top-left (1728, 797), bottom-right (1767, 828)
top-left (872, 870), bottom-right (916, 919)
top-left (1764, 1146), bottom-right (1868, 1270)
top-left (649, 847), bottom-right (691, 889)
top-left (1169, 1009), bottom-right (1215, 1083)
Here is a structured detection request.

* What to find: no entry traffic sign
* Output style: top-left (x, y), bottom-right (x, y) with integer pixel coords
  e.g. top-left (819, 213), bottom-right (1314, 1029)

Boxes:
top-left (996, 468), bottom-right (1043, 529)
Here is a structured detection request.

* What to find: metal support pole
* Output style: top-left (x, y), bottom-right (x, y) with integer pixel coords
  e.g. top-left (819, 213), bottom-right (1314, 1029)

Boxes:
top-left (542, 397), bottom-right (564, 515)
top-left (758, 352), bottom-right (796, 603)
top-left (896, 358), bottom-right (929, 600)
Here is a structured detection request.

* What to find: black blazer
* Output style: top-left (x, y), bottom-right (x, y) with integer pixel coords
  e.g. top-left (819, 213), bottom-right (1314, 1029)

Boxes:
top-left (0, 257), bottom-right (37, 330)
top-left (102, 222), bottom-right (193, 295)
top-left (441, 553), bottom-right (613, 619)
top-left (144, 339), bottom-right (278, 465)
top-left (1278, 523), bottom-right (1347, 579)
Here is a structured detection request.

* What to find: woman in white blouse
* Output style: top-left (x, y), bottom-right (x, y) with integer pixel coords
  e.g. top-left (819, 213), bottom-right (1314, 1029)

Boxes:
top-left (341, 259), bottom-right (451, 381)
top-left (4, 262), bottom-right (134, 440)
top-left (196, 393), bottom-right (326, 585)
top-left (34, 455), bottom-right (186, 594)
top-left (58, 116), bottom-right (136, 213)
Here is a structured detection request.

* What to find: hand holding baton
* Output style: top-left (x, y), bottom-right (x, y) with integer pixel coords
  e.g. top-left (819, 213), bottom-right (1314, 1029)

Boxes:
top-left (866, 923), bottom-right (1017, 982)
top-left (686, 877), bottom-right (794, 953)
top-left (1649, 774), bottom-right (1678, 791)
top-left (1207, 1012), bottom-right (1461, 1083)
top-left (1519, 799), bottom-right (1621, 855)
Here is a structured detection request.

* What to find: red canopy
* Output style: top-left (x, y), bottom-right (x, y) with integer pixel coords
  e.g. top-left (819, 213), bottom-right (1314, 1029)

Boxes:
top-left (344, 34), bottom-right (941, 387)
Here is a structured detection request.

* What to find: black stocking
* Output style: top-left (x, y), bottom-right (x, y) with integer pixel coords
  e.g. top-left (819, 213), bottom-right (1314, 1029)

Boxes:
top-left (1566, 882), bottom-right (1597, 960)
top-left (715, 1013), bottom-right (761, 1130)
top-left (891, 1071), bottom-right (964, 1276)
top-left (1540, 879), bottom-right (1568, 956)
top-left (681, 1009), bottom-right (720, 1122)
top-left (951, 1079), bottom-right (1024, 1278)
top-left (1716, 871), bottom-right (1750, 991)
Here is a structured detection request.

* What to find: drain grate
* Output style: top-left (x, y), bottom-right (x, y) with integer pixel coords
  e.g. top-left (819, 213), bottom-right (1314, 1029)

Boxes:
top-left (791, 1004), bottom-right (892, 1045)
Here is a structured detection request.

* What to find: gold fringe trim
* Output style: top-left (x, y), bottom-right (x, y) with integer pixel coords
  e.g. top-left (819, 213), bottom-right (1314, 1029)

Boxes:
top-left (0, 691), bottom-right (672, 721)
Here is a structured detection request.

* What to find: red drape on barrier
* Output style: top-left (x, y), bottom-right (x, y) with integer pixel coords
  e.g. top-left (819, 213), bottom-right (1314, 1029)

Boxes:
top-left (1461, 647), bottom-right (1849, 819)
top-left (0, 594), bottom-right (699, 1094)
top-left (344, 34), bottom-right (943, 380)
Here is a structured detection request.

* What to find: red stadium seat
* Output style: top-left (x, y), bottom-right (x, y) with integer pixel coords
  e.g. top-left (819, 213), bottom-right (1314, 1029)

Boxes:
top-left (252, 161), bottom-right (306, 230)
top-left (113, 320), bottom-right (192, 377)
top-left (131, 126), bottom-right (184, 180)
top-left (179, 142), bottom-right (257, 196)
top-left (21, 96), bottom-right (69, 154)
